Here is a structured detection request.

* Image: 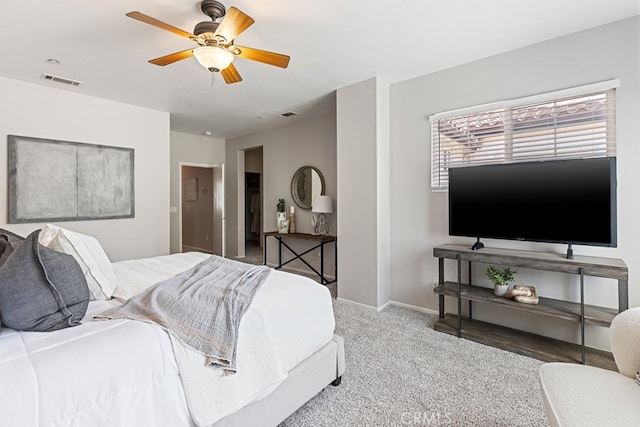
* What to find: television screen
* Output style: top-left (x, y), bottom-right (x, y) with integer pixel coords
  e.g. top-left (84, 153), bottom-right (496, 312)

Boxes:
top-left (448, 157), bottom-right (617, 248)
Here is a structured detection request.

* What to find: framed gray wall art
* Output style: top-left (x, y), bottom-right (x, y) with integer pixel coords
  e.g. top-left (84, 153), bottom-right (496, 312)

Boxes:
top-left (8, 135), bottom-right (135, 223)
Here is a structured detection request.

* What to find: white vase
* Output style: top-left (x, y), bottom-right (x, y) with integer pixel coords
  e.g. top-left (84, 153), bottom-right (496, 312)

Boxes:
top-left (494, 283), bottom-right (509, 297)
top-left (276, 212), bottom-right (287, 227)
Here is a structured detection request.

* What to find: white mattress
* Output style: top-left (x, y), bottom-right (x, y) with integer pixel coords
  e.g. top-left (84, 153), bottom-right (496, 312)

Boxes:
top-left (0, 253), bottom-right (335, 426)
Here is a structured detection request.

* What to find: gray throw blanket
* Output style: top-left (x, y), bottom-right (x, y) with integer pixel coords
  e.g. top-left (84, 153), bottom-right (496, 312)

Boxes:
top-left (96, 256), bottom-right (271, 373)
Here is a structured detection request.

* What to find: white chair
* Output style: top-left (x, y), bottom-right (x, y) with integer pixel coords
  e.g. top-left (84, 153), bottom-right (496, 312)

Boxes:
top-left (539, 307), bottom-right (640, 427)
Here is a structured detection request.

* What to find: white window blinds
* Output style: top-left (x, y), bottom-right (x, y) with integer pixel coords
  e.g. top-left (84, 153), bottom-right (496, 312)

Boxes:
top-left (430, 80), bottom-right (618, 190)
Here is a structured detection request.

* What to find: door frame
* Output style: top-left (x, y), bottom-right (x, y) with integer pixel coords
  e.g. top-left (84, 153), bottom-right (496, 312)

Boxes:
top-left (178, 161), bottom-right (225, 256)
top-left (236, 146), bottom-right (263, 259)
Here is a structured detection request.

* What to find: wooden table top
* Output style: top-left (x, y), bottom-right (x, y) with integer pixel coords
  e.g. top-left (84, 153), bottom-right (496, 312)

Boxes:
top-left (264, 231), bottom-right (336, 242)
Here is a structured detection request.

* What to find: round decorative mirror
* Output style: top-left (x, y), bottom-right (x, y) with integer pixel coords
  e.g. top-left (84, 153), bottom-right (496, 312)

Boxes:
top-left (291, 166), bottom-right (325, 209)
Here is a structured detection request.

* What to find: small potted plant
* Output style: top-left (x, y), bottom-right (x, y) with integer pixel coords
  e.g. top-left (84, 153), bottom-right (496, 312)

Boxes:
top-left (276, 198), bottom-right (287, 227)
top-left (486, 266), bottom-right (517, 297)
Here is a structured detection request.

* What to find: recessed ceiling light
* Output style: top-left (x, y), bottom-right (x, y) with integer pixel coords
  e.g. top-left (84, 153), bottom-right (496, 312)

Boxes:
top-left (46, 58), bottom-right (60, 65)
top-left (279, 111), bottom-right (298, 118)
top-left (203, 131), bottom-right (212, 136)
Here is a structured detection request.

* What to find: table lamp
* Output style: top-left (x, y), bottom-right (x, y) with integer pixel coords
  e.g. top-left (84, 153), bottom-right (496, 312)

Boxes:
top-left (312, 195), bottom-right (333, 235)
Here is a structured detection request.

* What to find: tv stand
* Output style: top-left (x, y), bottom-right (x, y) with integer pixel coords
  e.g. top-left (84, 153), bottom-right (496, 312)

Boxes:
top-left (471, 238), bottom-right (484, 251)
top-left (433, 244), bottom-right (628, 370)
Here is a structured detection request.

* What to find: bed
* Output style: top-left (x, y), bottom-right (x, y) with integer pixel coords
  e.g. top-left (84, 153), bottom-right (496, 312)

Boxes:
top-left (0, 225), bottom-right (344, 427)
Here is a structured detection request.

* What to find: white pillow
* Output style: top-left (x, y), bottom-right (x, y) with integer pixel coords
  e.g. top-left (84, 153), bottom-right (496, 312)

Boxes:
top-left (38, 225), bottom-right (56, 247)
top-left (41, 224), bottom-right (116, 300)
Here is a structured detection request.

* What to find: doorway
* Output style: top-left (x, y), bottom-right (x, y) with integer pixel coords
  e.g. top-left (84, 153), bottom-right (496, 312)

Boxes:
top-left (241, 147), bottom-right (263, 263)
top-left (245, 172), bottom-right (262, 263)
top-left (180, 164), bottom-right (224, 256)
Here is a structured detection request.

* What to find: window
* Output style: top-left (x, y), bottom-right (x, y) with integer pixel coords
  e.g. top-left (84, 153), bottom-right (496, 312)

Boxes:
top-left (430, 80), bottom-right (618, 190)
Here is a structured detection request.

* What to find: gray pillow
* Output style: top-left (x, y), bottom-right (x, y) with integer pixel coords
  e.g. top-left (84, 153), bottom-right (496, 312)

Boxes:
top-left (0, 229), bottom-right (25, 246)
top-left (0, 230), bottom-right (90, 332)
top-left (0, 239), bottom-right (11, 270)
top-left (0, 229), bottom-right (25, 267)
top-left (0, 230), bottom-right (25, 328)
top-left (0, 239), bottom-right (6, 328)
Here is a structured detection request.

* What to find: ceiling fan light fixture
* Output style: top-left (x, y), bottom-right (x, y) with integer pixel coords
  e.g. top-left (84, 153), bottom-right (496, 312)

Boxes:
top-left (193, 46), bottom-right (234, 72)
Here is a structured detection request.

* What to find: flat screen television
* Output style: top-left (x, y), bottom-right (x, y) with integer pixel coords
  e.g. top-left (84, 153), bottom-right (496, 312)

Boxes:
top-left (448, 157), bottom-right (617, 257)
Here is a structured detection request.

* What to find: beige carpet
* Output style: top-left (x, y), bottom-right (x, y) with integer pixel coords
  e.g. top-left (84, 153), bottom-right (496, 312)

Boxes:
top-left (280, 300), bottom-right (548, 426)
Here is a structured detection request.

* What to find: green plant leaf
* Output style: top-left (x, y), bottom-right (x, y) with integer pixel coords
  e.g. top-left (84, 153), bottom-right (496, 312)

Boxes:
top-left (486, 265), bottom-right (517, 286)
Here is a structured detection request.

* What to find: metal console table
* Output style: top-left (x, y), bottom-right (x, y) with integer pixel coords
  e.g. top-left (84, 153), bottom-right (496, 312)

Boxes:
top-left (433, 244), bottom-right (628, 369)
top-left (264, 232), bottom-right (337, 285)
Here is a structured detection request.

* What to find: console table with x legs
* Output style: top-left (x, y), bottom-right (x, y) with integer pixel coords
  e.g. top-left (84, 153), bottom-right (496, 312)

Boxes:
top-left (263, 232), bottom-right (337, 285)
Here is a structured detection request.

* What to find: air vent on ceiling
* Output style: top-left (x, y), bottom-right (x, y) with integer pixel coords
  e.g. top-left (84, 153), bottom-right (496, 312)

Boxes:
top-left (41, 73), bottom-right (83, 87)
top-left (279, 111), bottom-right (298, 118)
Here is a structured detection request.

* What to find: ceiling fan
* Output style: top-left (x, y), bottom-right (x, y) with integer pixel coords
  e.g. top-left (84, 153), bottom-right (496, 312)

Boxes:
top-left (126, 0), bottom-right (290, 84)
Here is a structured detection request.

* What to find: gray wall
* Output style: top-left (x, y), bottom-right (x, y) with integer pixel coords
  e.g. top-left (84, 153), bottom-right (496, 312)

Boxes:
top-left (181, 166), bottom-right (213, 252)
top-left (0, 76), bottom-right (170, 261)
top-left (389, 16), bottom-right (640, 348)
top-left (225, 114), bottom-right (337, 276)
top-left (169, 130), bottom-right (225, 254)
top-left (336, 77), bottom-right (391, 307)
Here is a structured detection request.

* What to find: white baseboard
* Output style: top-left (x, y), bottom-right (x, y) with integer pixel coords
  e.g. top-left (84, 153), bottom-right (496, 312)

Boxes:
top-left (336, 298), bottom-right (378, 311)
top-left (336, 297), bottom-right (438, 316)
top-left (377, 300), bottom-right (393, 312)
top-left (389, 301), bottom-right (439, 316)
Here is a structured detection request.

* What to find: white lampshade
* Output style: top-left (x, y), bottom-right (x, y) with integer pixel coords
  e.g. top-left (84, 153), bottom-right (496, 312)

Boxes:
top-left (193, 46), bottom-right (234, 72)
top-left (312, 195), bottom-right (333, 213)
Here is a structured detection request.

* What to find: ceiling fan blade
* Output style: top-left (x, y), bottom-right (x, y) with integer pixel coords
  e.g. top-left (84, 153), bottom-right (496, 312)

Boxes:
top-left (126, 11), bottom-right (195, 39)
top-left (233, 46), bottom-right (290, 68)
top-left (221, 63), bottom-right (243, 84)
top-left (149, 49), bottom-right (194, 66)
top-left (213, 7), bottom-right (255, 43)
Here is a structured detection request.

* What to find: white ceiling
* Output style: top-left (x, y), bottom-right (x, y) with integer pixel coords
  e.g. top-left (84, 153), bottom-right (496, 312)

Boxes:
top-left (0, 1), bottom-right (638, 139)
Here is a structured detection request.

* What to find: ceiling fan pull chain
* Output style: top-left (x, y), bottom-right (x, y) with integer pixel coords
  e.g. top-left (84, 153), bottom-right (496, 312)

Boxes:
top-left (211, 71), bottom-right (215, 87)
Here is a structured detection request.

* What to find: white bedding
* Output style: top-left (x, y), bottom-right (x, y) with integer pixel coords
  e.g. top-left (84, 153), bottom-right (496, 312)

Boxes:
top-left (0, 252), bottom-right (335, 426)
